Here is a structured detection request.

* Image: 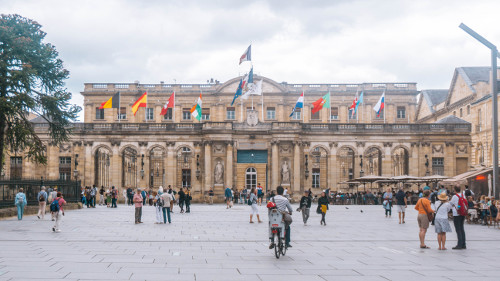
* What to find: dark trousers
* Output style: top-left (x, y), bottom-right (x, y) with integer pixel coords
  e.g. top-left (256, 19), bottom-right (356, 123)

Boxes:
top-left (86, 197), bottom-right (91, 207)
top-left (321, 212), bottom-right (326, 224)
top-left (185, 201), bottom-right (190, 213)
top-left (453, 215), bottom-right (466, 248)
top-left (179, 201), bottom-right (184, 212)
top-left (285, 225), bottom-right (291, 245)
top-left (135, 207), bottom-right (142, 223)
top-left (385, 208), bottom-right (392, 216)
top-left (91, 196), bottom-right (96, 207)
top-left (162, 207), bottom-right (171, 223)
top-left (111, 198), bottom-right (117, 208)
top-left (127, 196), bottom-right (133, 205)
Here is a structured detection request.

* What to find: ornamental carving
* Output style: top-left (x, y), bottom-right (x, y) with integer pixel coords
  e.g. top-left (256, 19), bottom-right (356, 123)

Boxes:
top-left (246, 110), bottom-right (259, 126)
top-left (445, 141), bottom-right (455, 147)
top-left (59, 143), bottom-right (71, 153)
top-left (213, 143), bottom-right (226, 154)
top-left (279, 144), bottom-right (292, 154)
top-left (383, 142), bottom-right (393, 147)
top-left (138, 141), bottom-right (148, 147)
top-left (356, 141), bottom-right (365, 147)
top-left (456, 144), bottom-right (468, 154)
top-left (432, 144), bottom-right (443, 154)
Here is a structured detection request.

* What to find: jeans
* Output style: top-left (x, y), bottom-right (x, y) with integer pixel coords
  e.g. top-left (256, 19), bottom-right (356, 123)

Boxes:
top-left (111, 198), bottom-right (117, 208)
top-left (302, 207), bottom-right (310, 223)
top-left (453, 215), bottom-right (466, 248)
top-left (38, 202), bottom-right (46, 219)
top-left (135, 207), bottom-right (142, 223)
top-left (179, 201), bottom-right (184, 212)
top-left (385, 208), bottom-right (392, 216)
top-left (285, 225), bottom-right (291, 245)
top-left (321, 212), bottom-right (326, 224)
top-left (162, 207), bottom-right (171, 223)
top-left (185, 201), bottom-right (190, 213)
top-left (16, 204), bottom-right (25, 220)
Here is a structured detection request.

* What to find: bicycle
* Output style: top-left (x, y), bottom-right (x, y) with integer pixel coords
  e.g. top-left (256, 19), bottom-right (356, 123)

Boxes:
top-left (268, 208), bottom-right (287, 258)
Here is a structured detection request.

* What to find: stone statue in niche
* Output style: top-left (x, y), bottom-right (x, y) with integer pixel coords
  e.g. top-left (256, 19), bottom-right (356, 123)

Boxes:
top-left (281, 160), bottom-right (290, 184)
top-left (214, 160), bottom-right (224, 184)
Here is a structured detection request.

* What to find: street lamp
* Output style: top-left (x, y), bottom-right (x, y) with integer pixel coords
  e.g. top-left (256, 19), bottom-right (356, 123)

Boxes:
top-left (359, 155), bottom-right (364, 177)
top-left (304, 154), bottom-right (309, 179)
top-left (459, 23), bottom-right (499, 199)
top-left (424, 154), bottom-right (430, 176)
top-left (140, 154), bottom-right (145, 179)
top-left (196, 155), bottom-right (200, 180)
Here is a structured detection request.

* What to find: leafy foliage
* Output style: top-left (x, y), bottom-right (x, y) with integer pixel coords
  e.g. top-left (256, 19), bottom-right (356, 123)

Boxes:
top-left (0, 14), bottom-right (81, 166)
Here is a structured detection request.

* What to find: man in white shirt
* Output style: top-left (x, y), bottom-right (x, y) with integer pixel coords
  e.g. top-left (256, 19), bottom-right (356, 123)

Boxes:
top-left (160, 190), bottom-right (174, 224)
top-left (272, 186), bottom-right (293, 248)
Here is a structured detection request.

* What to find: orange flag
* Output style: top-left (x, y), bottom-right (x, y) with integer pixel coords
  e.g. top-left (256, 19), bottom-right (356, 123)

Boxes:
top-left (132, 92), bottom-right (147, 116)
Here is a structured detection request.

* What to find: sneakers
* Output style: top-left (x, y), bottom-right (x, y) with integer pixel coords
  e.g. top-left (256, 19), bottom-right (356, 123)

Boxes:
top-left (452, 246), bottom-right (463, 250)
top-left (269, 243), bottom-right (275, 249)
top-left (286, 244), bottom-right (292, 248)
top-left (55, 229), bottom-right (61, 233)
top-left (52, 227), bottom-right (55, 232)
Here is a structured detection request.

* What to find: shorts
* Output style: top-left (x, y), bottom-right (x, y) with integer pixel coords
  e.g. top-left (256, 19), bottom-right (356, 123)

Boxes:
top-left (258, 194), bottom-right (264, 198)
top-left (250, 204), bottom-right (259, 215)
top-left (226, 197), bottom-right (231, 202)
top-left (396, 205), bottom-right (406, 213)
top-left (417, 214), bottom-right (429, 229)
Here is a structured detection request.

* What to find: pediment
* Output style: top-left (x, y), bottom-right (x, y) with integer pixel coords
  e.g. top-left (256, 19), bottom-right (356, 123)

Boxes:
top-left (215, 75), bottom-right (288, 94)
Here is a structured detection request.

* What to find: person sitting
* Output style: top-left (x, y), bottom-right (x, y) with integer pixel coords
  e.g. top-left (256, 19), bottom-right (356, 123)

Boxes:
top-left (270, 186), bottom-right (293, 248)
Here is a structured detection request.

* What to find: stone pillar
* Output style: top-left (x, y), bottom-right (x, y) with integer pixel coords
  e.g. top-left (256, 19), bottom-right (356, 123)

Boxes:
top-left (47, 144), bottom-right (59, 179)
top-left (84, 142), bottom-right (93, 186)
top-left (382, 144), bottom-right (393, 177)
top-left (293, 142), bottom-right (301, 193)
top-left (204, 142), bottom-right (212, 190)
top-left (226, 141), bottom-right (233, 188)
top-left (271, 141), bottom-right (279, 189)
top-left (111, 145), bottom-right (120, 188)
top-left (166, 143), bottom-right (175, 188)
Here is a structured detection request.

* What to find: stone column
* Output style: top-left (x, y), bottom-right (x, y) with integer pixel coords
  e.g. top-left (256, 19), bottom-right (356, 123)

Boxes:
top-left (166, 143), bottom-right (175, 188)
top-left (226, 141), bottom-right (233, 188)
top-left (271, 141), bottom-right (279, 188)
top-left (111, 145), bottom-right (120, 188)
top-left (84, 142), bottom-right (93, 186)
top-left (293, 141), bottom-right (301, 193)
top-left (204, 142), bottom-right (212, 190)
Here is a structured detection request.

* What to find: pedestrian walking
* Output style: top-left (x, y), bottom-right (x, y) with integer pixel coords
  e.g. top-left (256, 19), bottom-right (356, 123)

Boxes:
top-left (395, 189), bottom-right (407, 224)
top-left (434, 191), bottom-right (452, 250)
top-left (99, 186), bottom-right (105, 206)
top-left (111, 186), bottom-right (118, 208)
top-left (154, 191), bottom-right (163, 224)
top-left (185, 189), bottom-right (192, 213)
top-left (106, 188), bottom-right (111, 207)
top-left (49, 187), bottom-right (58, 220)
top-left (141, 189), bottom-right (147, 206)
top-left (450, 185), bottom-right (467, 250)
top-left (127, 187), bottom-right (133, 206)
top-left (208, 187), bottom-right (214, 205)
top-left (257, 183), bottom-right (264, 205)
top-left (161, 189), bottom-right (174, 223)
top-left (133, 189), bottom-right (143, 224)
top-left (249, 187), bottom-right (262, 223)
top-left (382, 188), bottom-right (393, 218)
top-left (15, 188), bottom-right (27, 220)
top-left (37, 186), bottom-right (48, 219)
top-left (91, 185), bottom-right (97, 207)
top-left (225, 186), bottom-right (232, 209)
top-left (178, 188), bottom-right (186, 213)
top-left (318, 191), bottom-right (329, 225)
top-left (299, 190), bottom-right (312, 225)
top-left (415, 190), bottom-right (432, 249)
top-left (50, 192), bottom-right (66, 232)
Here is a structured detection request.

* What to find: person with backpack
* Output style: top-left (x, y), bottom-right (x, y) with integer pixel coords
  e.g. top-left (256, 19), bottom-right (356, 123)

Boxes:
top-left (257, 183), bottom-right (264, 205)
top-left (141, 189), bottom-right (147, 206)
top-left (111, 186), bottom-right (118, 208)
top-left (50, 192), bottom-right (66, 232)
top-left (224, 186), bottom-right (232, 209)
top-left (14, 188), bottom-right (27, 220)
top-left (99, 186), bottom-right (105, 206)
top-left (450, 185), bottom-right (467, 250)
top-left (178, 188), bottom-right (186, 213)
top-left (463, 185), bottom-right (474, 198)
top-left (49, 187), bottom-right (58, 220)
top-left (299, 190), bottom-right (312, 225)
top-left (248, 187), bottom-right (262, 223)
top-left (37, 186), bottom-right (48, 219)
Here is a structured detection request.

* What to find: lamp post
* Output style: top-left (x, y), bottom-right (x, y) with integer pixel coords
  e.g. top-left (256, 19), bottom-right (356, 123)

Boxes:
top-left (304, 154), bottom-right (309, 180)
top-left (359, 155), bottom-right (364, 177)
top-left (424, 154), bottom-right (430, 176)
top-left (459, 23), bottom-right (499, 199)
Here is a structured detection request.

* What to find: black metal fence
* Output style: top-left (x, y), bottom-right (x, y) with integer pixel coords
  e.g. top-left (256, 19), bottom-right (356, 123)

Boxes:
top-left (0, 179), bottom-right (80, 208)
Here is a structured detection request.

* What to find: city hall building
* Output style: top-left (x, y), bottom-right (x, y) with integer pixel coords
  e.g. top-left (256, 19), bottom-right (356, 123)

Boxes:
top-left (5, 73), bottom-right (475, 200)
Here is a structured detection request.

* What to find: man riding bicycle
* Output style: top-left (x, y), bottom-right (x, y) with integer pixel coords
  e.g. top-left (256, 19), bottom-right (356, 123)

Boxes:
top-left (269, 186), bottom-right (293, 248)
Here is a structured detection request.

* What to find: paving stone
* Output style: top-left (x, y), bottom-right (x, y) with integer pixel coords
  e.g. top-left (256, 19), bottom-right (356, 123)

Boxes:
top-left (0, 204), bottom-right (499, 280)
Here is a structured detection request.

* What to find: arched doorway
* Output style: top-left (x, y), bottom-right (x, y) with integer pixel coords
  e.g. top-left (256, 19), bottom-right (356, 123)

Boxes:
top-left (246, 167), bottom-right (257, 189)
top-left (122, 147), bottom-right (137, 188)
top-left (338, 147), bottom-right (355, 183)
top-left (365, 147), bottom-right (382, 176)
top-left (95, 147), bottom-right (111, 188)
top-left (149, 147), bottom-right (165, 188)
top-left (177, 147), bottom-right (193, 188)
top-left (392, 147), bottom-right (409, 176)
top-left (310, 146), bottom-right (328, 189)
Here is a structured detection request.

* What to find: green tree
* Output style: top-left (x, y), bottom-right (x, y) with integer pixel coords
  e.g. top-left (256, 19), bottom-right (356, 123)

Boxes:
top-left (0, 14), bottom-right (80, 169)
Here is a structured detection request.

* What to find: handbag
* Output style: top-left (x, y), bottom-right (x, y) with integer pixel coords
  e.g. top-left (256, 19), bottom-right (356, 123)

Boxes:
top-left (419, 199), bottom-right (434, 222)
top-left (283, 212), bottom-right (293, 225)
top-left (316, 205), bottom-right (321, 214)
top-left (431, 202), bottom-right (443, 225)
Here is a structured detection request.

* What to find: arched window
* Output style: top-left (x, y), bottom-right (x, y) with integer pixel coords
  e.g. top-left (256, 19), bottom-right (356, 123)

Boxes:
top-left (177, 147), bottom-right (193, 188)
top-left (339, 147), bottom-right (355, 183)
top-left (149, 147), bottom-right (165, 188)
top-left (365, 147), bottom-right (382, 176)
top-left (95, 147), bottom-right (111, 188)
top-left (392, 147), bottom-right (409, 176)
top-left (122, 147), bottom-right (137, 188)
top-left (246, 167), bottom-right (257, 189)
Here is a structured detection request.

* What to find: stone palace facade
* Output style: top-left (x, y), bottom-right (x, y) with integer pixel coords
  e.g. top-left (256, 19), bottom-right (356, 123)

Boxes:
top-left (4, 75), bottom-right (472, 200)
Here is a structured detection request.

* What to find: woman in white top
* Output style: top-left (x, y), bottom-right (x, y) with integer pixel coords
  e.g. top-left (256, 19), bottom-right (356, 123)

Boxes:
top-left (434, 191), bottom-right (452, 250)
top-left (249, 188), bottom-right (262, 223)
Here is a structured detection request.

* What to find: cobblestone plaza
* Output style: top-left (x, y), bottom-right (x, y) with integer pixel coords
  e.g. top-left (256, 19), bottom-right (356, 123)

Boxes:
top-left (0, 204), bottom-right (499, 281)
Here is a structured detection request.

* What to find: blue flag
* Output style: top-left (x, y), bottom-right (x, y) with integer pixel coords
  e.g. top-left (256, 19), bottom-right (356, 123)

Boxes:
top-left (231, 79), bottom-right (243, 106)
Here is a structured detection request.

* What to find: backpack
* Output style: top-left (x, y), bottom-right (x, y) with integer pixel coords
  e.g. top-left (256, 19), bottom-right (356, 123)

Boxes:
top-left (455, 194), bottom-right (468, 216)
top-left (464, 189), bottom-right (472, 197)
top-left (39, 192), bottom-right (45, 202)
top-left (430, 192), bottom-right (437, 204)
top-left (157, 197), bottom-right (163, 207)
top-left (50, 199), bottom-right (60, 212)
top-left (247, 196), bottom-right (253, 205)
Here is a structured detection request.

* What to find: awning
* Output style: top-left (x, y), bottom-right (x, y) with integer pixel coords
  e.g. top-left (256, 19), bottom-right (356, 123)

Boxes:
top-left (441, 168), bottom-right (491, 184)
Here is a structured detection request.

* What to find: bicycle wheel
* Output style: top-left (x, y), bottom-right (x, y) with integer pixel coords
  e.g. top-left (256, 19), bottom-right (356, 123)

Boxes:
top-left (280, 236), bottom-right (287, 256)
top-left (273, 232), bottom-right (281, 259)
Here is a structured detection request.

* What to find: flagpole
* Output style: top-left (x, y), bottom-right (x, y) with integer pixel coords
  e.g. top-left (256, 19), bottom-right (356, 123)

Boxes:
top-left (145, 92), bottom-right (147, 123)
top-left (384, 89), bottom-right (386, 124)
top-left (302, 91), bottom-right (305, 123)
top-left (173, 91), bottom-right (176, 123)
top-left (118, 92), bottom-right (121, 124)
top-left (329, 92), bottom-right (331, 124)
top-left (261, 86), bottom-right (264, 121)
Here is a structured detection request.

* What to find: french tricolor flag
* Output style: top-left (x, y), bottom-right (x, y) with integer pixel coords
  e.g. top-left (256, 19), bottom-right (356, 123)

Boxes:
top-left (239, 45), bottom-right (251, 65)
top-left (373, 91), bottom-right (385, 117)
top-left (289, 92), bottom-right (304, 117)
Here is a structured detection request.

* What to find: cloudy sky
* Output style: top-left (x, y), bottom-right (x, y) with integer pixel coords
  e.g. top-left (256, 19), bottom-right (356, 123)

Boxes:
top-left (3, 0), bottom-right (500, 120)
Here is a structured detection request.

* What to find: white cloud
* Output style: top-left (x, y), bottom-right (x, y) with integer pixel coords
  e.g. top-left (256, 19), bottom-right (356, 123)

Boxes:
top-left (3, 0), bottom-right (500, 120)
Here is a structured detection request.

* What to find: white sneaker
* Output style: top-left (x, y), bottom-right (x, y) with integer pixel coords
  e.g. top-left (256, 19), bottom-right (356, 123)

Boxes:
top-left (55, 229), bottom-right (61, 232)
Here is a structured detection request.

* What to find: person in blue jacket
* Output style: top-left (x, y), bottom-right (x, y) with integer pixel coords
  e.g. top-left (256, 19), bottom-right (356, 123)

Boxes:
top-left (15, 188), bottom-right (28, 220)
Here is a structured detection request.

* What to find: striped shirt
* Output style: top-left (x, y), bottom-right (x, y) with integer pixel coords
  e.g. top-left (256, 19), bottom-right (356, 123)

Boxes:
top-left (273, 195), bottom-right (292, 214)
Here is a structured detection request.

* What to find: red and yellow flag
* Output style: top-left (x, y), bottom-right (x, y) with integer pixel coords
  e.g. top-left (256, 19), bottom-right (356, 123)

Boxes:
top-left (132, 92), bottom-right (147, 116)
